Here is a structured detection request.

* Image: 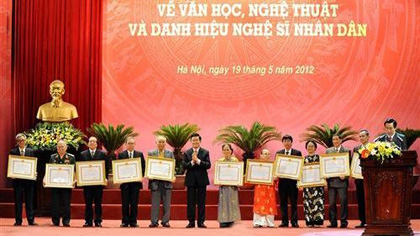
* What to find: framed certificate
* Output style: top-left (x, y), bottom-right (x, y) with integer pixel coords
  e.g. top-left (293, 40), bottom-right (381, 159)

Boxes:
top-left (351, 153), bottom-right (363, 179)
top-left (76, 160), bottom-right (107, 186)
top-left (245, 159), bottom-right (274, 185)
top-left (112, 158), bottom-right (143, 184)
top-left (274, 154), bottom-right (304, 180)
top-left (44, 164), bottom-right (75, 188)
top-left (214, 161), bottom-right (244, 186)
top-left (7, 155), bottom-right (37, 180)
top-left (145, 156), bottom-right (175, 182)
top-left (297, 163), bottom-right (326, 188)
top-left (320, 153), bottom-right (350, 178)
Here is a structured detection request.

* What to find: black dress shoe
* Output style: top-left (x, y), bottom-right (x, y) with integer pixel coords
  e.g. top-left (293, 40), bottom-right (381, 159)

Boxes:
top-left (14, 222), bottom-right (22, 226)
top-left (28, 222), bottom-right (38, 226)
top-left (120, 223), bottom-right (129, 228)
top-left (186, 223), bottom-right (195, 228)
top-left (279, 223), bottom-right (288, 227)
top-left (130, 223), bottom-right (139, 228)
top-left (161, 223), bottom-right (170, 228)
top-left (327, 224), bottom-right (338, 228)
top-left (95, 223), bottom-right (102, 227)
top-left (219, 223), bottom-right (229, 228)
top-left (52, 222), bottom-right (60, 227)
top-left (340, 224), bottom-right (348, 228)
top-left (291, 223), bottom-right (299, 228)
top-left (149, 223), bottom-right (159, 228)
top-left (83, 223), bottom-right (93, 227)
top-left (63, 223), bottom-right (70, 227)
top-left (197, 223), bottom-right (207, 228)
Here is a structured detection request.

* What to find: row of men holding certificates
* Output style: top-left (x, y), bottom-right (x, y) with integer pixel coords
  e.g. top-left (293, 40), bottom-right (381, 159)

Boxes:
top-left (7, 118), bottom-right (407, 228)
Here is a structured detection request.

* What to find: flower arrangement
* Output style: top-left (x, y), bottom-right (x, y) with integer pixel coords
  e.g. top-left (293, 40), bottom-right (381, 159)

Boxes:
top-left (25, 122), bottom-right (86, 151)
top-left (359, 141), bottom-right (402, 164)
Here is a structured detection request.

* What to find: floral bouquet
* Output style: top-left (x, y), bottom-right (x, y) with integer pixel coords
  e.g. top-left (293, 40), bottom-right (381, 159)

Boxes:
top-left (359, 141), bottom-right (402, 164)
top-left (25, 122), bottom-right (86, 151)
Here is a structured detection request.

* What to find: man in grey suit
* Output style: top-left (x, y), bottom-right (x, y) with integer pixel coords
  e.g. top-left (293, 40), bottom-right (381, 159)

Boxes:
top-left (326, 134), bottom-right (350, 228)
top-left (147, 136), bottom-right (175, 228)
top-left (374, 118), bottom-right (407, 150)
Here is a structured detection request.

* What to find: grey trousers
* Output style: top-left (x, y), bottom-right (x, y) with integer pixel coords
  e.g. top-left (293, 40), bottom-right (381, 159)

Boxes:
top-left (151, 183), bottom-right (172, 224)
top-left (328, 187), bottom-right (348, 225)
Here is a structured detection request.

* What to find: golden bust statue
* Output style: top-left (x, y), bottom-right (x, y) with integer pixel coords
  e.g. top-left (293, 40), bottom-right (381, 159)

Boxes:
top-left (36, 80), bottom-right (78, 122)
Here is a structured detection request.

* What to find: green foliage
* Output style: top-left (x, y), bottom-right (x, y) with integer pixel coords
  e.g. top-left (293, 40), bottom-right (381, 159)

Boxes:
top-left (214, 121), bottom-right (282, 156)
top-left (87, 123), bottom-right (138, 158)
top-left (300, 124), bottom-right (357, 148)
top-left (397, 128), bottom-right (420, 149)
top-left (154, 123), bottom-right (200, 174)
top-left (25, 122), bottom-right (86, 151)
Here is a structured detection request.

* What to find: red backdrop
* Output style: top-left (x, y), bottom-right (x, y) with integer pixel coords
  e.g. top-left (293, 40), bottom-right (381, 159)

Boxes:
top-left (102, 0), bottom-right (420, 187)
top-left (12, 0), bottom-right (103, 134)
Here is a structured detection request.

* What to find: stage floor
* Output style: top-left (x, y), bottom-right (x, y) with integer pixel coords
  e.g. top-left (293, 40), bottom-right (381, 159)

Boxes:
top-left (1, 219), bottom-right (420, 236)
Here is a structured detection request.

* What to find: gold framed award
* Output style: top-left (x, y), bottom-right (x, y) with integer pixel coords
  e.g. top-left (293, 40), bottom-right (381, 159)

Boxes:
top-left (274, 154), bottom-right (304, 180)
top-left (76, 160), bottom-right (107, 186)
top-left (214, 161), bottom-right (244, 186)
top-left (112, 158), bottom-right (143, 184)
top-left (7, 155), bottom-right (37, 181)
top-left (145, 156), bottom-right (175, 182)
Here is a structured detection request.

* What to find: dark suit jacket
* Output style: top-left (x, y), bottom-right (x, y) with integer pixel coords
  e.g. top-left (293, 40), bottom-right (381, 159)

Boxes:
top-left (80, 149), bottom-right (108, 178)
top-left (325, 146), bottom-right (350, 188)
top-left (374, 133), bottom-right (407, 150)
top-left (10, 147), bottom-right (36, 157)
top-left (118, 150), bottom-right (145, 189)
top-left (182, 147), bottom-right (211, 187)
top-left (276, 148), bottom-right (302, 157)
top-left (147, 149), bottom-right (174, 190)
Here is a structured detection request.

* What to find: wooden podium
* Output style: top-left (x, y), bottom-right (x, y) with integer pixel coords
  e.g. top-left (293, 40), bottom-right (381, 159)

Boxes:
top-left (361, 150), bottom-right (418, 236)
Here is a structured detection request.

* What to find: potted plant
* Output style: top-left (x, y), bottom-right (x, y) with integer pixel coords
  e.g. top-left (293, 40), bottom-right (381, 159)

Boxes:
top-left (214, 121), bottom-right (282, 170)
top-left (396, 128), bottom-right (420, 149)
top-left (154, 123), bottom-right (200, 189)
top-left (87, 123), bottom-right (138, 187)
top-left (300, 123), bottom-right (357, 148)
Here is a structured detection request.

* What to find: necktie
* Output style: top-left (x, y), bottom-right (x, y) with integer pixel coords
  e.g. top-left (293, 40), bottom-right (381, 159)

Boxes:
top-left (130, 152), bottom-right (133, 159)
top-left (388, 136), bottom-right (392, 142)
top-left (91, 151), bottom-right (95, 157)
top-left (20, 149), bottom-right (24, 156)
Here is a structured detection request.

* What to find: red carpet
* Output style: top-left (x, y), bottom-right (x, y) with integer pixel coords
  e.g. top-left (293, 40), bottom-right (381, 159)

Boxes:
top-left (1, 218), bottom-right (420, 236)
top-left (1, 188), bottom-right (420, 220)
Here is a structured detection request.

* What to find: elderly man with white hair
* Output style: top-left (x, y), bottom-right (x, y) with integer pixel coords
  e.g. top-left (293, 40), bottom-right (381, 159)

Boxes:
top-left (147, 135), bottom-right (175, 228)
top-left (48, 140), bottom-right (75, 227)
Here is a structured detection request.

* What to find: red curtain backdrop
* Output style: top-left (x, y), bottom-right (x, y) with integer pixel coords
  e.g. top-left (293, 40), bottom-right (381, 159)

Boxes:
top-left (12, 0), bottom-right (102, 134)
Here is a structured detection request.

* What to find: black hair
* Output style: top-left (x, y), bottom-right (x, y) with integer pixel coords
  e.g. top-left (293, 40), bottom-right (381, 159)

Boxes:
top-left (282, 134), bottom-right (293, 142)
top-left (190, 133), bottom-right (202, 141)
top-left (384, 118), bottom-right (397, 128)
top-left (221, 143), bottom-right (233, 154)
top-left (305, 140), bottom-right (317, 149)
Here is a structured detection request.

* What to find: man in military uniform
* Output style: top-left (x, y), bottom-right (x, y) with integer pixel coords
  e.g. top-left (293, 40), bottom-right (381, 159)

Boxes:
top-left (47, 140), bottom-right (75, 227)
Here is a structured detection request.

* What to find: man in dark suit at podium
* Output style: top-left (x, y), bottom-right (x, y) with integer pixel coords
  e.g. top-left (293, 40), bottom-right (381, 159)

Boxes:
top-left (353, 129), bottom-right (370, 228)
top-left (80, 136), bottom-right (107, 227)
top-left (374, 118), bottom-right (407, 150)
top-left (326, 134), bottom-right (350, 228)
top-left (118, 136), bottom-right (145, 228)
top-left (183, 133), bottom-right (211, 228)
top-left (276, 134), bottom-right (302, 228)
top-left (9, 133), bottom-right (37, 226)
